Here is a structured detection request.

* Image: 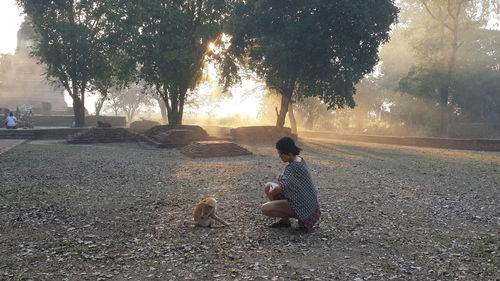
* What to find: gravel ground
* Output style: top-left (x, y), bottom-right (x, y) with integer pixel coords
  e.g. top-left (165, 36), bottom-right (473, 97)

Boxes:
top-left (0, 138), bottom-right (498, 281)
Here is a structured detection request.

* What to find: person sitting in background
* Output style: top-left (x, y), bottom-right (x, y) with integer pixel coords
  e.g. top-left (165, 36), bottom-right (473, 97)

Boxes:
top-left (97, 120), bottom-right (112, 128)
top-left (261, 137), bottom-right (321, 232)
top-left (5, 112), bottom-right (17, 129)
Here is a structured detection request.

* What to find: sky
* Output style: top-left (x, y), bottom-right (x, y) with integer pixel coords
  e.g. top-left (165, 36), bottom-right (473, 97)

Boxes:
top-left (0, 0), bottom-right (23, 54)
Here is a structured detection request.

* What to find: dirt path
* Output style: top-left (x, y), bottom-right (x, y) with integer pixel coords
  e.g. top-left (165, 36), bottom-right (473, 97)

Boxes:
top-left (0, 139), bottom-right (498, 280)
top-left (0, 139), bottom-right (26, 155)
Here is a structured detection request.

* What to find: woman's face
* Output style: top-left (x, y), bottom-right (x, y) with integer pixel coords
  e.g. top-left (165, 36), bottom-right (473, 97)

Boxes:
top-left (278, 150), bottom-right (294, 163)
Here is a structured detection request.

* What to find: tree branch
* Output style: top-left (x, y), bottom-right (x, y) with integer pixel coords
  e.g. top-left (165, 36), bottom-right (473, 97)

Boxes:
top-left (420, 0), bottom-right (453, 31)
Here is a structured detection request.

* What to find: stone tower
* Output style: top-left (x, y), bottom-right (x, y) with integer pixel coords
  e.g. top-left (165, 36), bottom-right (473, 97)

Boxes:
top-left (0, 20), bottom-right (67, 114)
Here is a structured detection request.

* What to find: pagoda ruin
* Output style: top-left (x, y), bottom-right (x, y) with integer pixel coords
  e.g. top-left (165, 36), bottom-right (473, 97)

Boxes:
top-left (0, 20), bottom-right (67, 114)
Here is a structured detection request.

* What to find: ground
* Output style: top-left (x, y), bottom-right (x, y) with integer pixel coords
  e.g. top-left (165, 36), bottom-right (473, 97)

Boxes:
top-left (0, 138), bottom-right (498, 281)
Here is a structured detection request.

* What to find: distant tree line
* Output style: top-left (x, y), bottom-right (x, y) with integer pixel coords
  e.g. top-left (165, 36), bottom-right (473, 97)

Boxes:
top-left (289, 0), bottom-right (500, 138)
top-left (15, 0), bottom-right (398, 128)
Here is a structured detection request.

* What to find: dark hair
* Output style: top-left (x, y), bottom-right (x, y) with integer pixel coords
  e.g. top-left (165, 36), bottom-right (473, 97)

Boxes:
top-left (276, 137), bottom-right (301, 155)
top-left (9, 112), bottom-right (13, 116)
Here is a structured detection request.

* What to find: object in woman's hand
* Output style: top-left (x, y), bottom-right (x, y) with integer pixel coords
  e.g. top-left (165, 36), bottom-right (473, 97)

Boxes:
top-left (269, 183), bottom-right (279, 191)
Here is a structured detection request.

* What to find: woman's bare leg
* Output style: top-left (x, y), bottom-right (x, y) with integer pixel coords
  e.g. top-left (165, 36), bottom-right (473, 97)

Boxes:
top-left (261, 200), bottom-right (297, 223)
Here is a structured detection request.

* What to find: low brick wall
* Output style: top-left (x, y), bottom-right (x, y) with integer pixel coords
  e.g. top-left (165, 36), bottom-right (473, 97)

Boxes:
top-left (0, 128), bottom-right (131, 140)
top-left (32, 116), bottom-right (126, 127)
top-left (230, 126), bottom-right (297, 142)
top-left (180, 141), bottom-right (252, 158)
top-left (300, 131), bottom-right (500, 152)
top-left (67, 128), bottom-right (138, 144)
top-left (0, 129), bottom-right (35, 139)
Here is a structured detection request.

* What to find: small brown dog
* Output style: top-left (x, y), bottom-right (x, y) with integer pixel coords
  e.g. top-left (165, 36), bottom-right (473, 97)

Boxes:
top-left (185, 197), bottom-right (230, 227)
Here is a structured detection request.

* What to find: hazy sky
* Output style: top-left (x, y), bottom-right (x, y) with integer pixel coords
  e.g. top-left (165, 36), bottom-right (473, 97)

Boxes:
top-left (0, 0), bottom-right (23, 54)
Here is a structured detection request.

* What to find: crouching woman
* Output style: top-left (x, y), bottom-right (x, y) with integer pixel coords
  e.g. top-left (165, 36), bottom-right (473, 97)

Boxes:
top-left (261, 137), bottom-right (320, 231)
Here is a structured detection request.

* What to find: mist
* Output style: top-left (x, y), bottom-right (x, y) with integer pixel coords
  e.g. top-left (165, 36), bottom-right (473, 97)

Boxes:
top-left (1, 0), bottom-right (498, 139)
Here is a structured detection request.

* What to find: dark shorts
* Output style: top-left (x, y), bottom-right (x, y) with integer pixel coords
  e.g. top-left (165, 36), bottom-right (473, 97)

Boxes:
top-left (300, 207), bottom-right (321, 230)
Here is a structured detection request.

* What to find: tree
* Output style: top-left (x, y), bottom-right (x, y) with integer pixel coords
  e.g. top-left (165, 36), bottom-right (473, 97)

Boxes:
top-left (131, 0), bottom-right (231, 125)
top-left (399, 0), bottom-right (498, 136)
top-left (447, 28), bottom-right (500, 123)
top-left (103, 84), bottom-right (154, 122)
top-left (153, 96), bottom-right (168, 125)
top-left (225, 0), bottom-right (398, 130)
top-left (294, 97), bottom-right (330, 130)
top-left (15, 0), bottom-right (130, 127)
top-left (94, 95), bottom-right (107, 117)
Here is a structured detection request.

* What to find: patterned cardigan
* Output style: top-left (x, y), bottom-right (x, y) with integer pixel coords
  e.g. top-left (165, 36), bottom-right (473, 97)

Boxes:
top-left (278, 157), bottom-right (321, 229)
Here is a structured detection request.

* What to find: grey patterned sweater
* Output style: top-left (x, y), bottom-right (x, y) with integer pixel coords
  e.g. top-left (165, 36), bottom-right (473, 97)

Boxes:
top-left (278, 157), bottom-right (320, 224)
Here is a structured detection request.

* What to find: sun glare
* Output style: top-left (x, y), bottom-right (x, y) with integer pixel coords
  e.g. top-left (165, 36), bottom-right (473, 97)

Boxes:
top-left (208, 42), bottom-right (216, 52)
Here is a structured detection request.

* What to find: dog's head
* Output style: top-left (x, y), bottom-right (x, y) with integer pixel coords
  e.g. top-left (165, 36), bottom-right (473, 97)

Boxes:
top-left (200, 197), bottom-right (217, 219)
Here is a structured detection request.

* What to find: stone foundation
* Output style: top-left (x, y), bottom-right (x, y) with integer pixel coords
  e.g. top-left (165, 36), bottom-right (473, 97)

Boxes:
top-left (180, 141), bottom-right (253, 158)
top-left (144, 125), bottom-right (211, 148)
top-left (66, 128), bottom-right (138, 144)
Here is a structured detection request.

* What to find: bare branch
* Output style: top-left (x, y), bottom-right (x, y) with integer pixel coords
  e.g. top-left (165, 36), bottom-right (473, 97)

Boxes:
top-left (420, 0), bottom-right (453, 31)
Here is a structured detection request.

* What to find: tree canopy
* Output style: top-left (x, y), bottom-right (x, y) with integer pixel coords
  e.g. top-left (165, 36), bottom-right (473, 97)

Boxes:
top-left (130, 0), bottom-right (232, 125)
top-left (398, 0), bottom-right (499, 136)
top-left (15, 0), bottom-right (131, 126)
top-left (225, 0), bottom-right (398, 129)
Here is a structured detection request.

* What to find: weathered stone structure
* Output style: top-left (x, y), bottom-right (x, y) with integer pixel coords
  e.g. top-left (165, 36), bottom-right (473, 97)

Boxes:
top-left (0, 21), bottom-right (67, 114)
top-left (180, 141), bottom-right (253, 158)
top-left (143, 125), bottom-right (212, 148)
top-left (66, 128), bottom-right (138, 144)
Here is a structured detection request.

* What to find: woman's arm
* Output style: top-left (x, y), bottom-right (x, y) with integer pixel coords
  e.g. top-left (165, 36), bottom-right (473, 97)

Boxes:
top-left (267, 185), bottom-right (284, 201)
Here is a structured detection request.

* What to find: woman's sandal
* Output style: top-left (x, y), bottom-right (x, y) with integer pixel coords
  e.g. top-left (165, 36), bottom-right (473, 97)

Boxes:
top-left (269, 220), bottom-right (291, 228)
top-left (295, 226), bottom-right (310, 233)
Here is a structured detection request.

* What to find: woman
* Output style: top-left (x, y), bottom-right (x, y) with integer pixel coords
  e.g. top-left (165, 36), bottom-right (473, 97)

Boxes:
top-left (261, 137), bottom-right (320, 231)
top-left (5, 112), bottom-right (17, 129)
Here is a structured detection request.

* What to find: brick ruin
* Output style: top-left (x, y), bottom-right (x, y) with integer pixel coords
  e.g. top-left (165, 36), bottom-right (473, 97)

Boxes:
top-left (143, 125), bottom-right (212, 148)
top-left (66, 128), bottom-right (138, 144)
top-left (180, 141), bottom-right (252, 158)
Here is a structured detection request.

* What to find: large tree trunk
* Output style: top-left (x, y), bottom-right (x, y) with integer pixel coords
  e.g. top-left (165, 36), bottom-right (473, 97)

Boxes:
top-left (162, 87), bottom-right (185, 126)
top-left (288, 102), bottom-right (297, 134)
top-left (72, 85), bottom-right (86, 127)
top-left (156, 97), bottom-right (168, 124)
top-left (276, 78), bottom-right (296, 131)
top-left (73, 98), bottom-right (86, 127)
top-left (276, 93), bottom-right (291, 130)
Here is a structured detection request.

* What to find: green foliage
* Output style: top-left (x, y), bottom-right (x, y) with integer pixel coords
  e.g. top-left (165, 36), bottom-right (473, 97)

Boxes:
top-left (130, 0), bottom-right (232, 125)
top-left (399, 66), bottom-right (446, 101)
top-left (15, 0), bottom-right (132, 126)
top-left (226, 0), bottom-right (398, 110)
top-left (398, 0), bottom-right (500, 135)
top-left (400, 27), bottom-right (500, 123)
